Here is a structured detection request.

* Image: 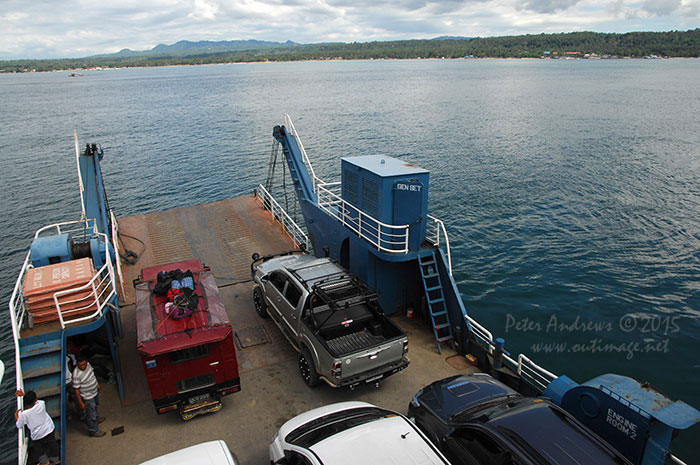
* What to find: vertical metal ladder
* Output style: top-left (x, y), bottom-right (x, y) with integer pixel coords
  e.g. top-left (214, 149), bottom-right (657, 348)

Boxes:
top-left (418, 252), bottom-right (454, 354)
top-left (18, 332), bottom-right (64, 452)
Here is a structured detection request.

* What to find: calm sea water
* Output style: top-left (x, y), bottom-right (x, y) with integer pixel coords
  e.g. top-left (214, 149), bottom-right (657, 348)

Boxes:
top-left (1, 59), bottom-right (699, 462)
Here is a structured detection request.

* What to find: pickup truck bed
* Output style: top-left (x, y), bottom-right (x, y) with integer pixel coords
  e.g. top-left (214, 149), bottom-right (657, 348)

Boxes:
top-left (326, 330), bottom-right (385, 356)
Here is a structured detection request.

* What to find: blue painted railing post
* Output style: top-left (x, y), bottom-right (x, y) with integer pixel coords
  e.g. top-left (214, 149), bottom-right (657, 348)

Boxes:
top-left (493, 337), bottom-right (505, 369)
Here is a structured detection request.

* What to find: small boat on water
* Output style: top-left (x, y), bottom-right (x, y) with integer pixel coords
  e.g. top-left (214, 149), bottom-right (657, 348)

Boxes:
top-left (7, 118), bottom-right (699, 465)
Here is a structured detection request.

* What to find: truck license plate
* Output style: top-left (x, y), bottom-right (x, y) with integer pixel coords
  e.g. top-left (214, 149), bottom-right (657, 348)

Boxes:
top-left (365, 374), bottom-right (384, 383)
top-left (188, 393), bottom-right (211, 405)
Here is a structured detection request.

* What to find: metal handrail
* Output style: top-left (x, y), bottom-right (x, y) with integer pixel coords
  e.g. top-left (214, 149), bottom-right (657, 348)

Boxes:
top-left (427, 214), bottom-right (452, 275)
top-left (284, 114), bottom-right (321, 193)
top-left (255, 184), bottom-right (309, 249)
top-left (110, 211), bottom-right (126, 298)
top-left (54, 261), bottom-right (115, 328)
top-left (465, 315), bottom-right (494, 354)
top-left (34, 218), bottom-right (96, 239)
top-left (465, 315), bottom-right (556, 392)
top-left (9, 250), bottom-right (31, 465)
top-left (317, 183), bottom-right (409, 253)
top-left (667, 454), bottom-right (688, 465)
top-left (514, 354), bottom-right (557, 391)
top-left (282, 116), bottom-right (413, 254)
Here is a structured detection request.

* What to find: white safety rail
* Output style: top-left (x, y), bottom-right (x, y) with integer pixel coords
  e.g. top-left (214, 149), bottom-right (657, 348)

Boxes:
top-left (255, 184), bottom-right (309, 249)
top-left (506, 354), bottom-right (558, 392)
top-left (464, 315), bottom-right (557, 393)
top-left (11, 221), bottom-right (117, 330)
top-left (9, 249), bottom-right (30, 465)
top-left (427, 215), bottom-right (452, 274)
top-left (284, 114), bottom-right (321, 193)
top-left (316, 182), bottom-right (410, 254)
top-left (111, 211), bottom-right (127, 298)
top-left (283, 115), bottom-right (414, 254)
top-left (465, 315), bottom-right (494, 354)
top-left (54, 234), bottom-right (116, 327)
top-left (667, 454), bottom-right (688, 465)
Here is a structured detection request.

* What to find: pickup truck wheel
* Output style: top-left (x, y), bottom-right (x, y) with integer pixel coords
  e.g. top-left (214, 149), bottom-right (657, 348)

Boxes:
top-left (299, 348), bottom-right (321, 387)
top-left (253, 286), bottom-right (269, 319)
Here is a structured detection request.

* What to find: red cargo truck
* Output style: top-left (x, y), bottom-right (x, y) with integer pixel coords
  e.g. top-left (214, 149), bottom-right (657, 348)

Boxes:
top-left (134, 259), bottom-right (240, 420)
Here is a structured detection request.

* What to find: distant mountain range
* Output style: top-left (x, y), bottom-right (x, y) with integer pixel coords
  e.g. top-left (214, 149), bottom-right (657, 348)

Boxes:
top-left (91, 39), bottom-right (301, 58)
top-left (91, 37), bottom-right (475, 58)
top-left (4, 29), bottom-right (699, 73)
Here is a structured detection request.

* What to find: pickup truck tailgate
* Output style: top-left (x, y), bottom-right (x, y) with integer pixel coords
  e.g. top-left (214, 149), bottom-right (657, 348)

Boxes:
top-left (339, 335), bottom-right (406, 379)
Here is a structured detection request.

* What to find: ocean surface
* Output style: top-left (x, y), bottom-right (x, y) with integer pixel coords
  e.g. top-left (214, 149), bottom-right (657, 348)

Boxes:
top-left (1, 58), bottom-right (699, 463)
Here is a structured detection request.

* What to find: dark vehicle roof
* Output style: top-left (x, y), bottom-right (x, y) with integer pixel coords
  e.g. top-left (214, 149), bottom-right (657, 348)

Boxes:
top-left (415, 374), bottom-right (629, 465)
top-left (485, 399), bottom-right (628, 464)
top-left (417, 374), bottom-right (520, 422)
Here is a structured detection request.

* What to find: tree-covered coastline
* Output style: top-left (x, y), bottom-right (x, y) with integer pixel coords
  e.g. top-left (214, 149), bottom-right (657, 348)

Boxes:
top-left (3, 29), bottom-right (699, 73)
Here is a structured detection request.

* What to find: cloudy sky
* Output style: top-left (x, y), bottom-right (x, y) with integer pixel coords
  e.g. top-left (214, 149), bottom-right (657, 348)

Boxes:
top-left (1, 0), bottom-right (699, 59)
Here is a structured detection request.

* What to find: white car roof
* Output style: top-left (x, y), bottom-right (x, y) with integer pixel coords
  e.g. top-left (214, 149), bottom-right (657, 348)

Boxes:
top-left (279, 401), bottom-right (372, 440)
top-left (138, 440), bottom-right (238, 465)
top-left (310, 415), bottom-right (448, 465)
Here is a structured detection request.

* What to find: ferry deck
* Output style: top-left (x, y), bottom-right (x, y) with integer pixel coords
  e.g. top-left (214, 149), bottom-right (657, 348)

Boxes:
top-left (65, 193), bottom-right (477, 464)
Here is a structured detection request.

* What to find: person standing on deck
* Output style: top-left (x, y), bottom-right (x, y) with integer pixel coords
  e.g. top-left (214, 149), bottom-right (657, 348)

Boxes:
top-left (14, 389), bottom-right (60, 465)
top-left (72, 354), bottom-right (106, 437)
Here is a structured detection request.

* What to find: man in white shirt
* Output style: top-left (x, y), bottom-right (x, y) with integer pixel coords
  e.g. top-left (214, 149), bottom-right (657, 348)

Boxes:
top-left (14, 389), bottom-right (59, 465)
top-left (72, 354), bottom-right (105, 437)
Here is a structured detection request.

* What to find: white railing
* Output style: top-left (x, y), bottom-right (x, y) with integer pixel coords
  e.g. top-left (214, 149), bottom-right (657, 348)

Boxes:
top-left (316, 182), bottom-right (410, 254)
top-left (34, 218), bottom-right (96, 240)
top-left (255, 184), bottom-right (309, 249)
top-left (667, 454), bottom-right (688, 465)
top-left (54, 253), bottom-right (116, 328)
top-left (9, 250), bottom-right (31, 465)
top-left (284, 114), bottom-right (321, 193)
top-left (282, 115), bottom-right (455, 257)
top-left (11, 226), bottom-right (117, 330)
top-left (111, 211), bottom-right (126, 298)
top-left (507, 354), bottom-right (558, 392)
top-left (465, 315), bottom-right (494, 354)
top-left (465, 315), bottom-right (557, 392)
top-left (427, 215), bottom-right (452, 274)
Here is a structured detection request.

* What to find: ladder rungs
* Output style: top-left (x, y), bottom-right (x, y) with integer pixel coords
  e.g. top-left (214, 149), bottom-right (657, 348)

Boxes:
top-left (431, 310), bottom-right (447, 317)
top-left (35, 385), bottom-right (61, 399)
top-left (426, 285), bottom-right (441, 291)
top-left (23, 365), bottom-right (61, 380)
top-left (429, 297), bottom-right (445, 305)
top-left (423, 273), bottom-right (439, 279)
top-left (437, 335), bottom-right (454, 342)
top-left (434, 323), bottom-right (450, 330)
top-left (421, 259), bottom-right (436, 266)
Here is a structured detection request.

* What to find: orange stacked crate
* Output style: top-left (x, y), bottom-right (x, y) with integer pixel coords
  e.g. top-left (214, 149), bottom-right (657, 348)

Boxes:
top-left (23, 258), bottom-right (99, 324)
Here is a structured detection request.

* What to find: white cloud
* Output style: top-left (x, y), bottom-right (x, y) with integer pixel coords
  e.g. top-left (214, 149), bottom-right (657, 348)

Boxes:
top-left (0, 0), bottom-right (698, 59)
top-left (189, 0), bottom-right (219, 20)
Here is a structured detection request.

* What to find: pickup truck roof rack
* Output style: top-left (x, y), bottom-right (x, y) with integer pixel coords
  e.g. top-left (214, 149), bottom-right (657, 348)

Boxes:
top-left (310, 274), bottom-right (379, 310)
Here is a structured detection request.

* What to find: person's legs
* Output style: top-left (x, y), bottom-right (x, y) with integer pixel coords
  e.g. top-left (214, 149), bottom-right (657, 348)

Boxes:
top-left (46, 432), bottom-right (59, 464)
top-left (32, 435), bottom-right (51, 465)
top-left (84, 397), bottom-right (98, 435)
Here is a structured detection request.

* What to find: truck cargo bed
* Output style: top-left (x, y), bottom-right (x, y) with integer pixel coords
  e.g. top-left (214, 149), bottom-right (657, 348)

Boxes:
top-left (326, 329), bottom-right (385, 356)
